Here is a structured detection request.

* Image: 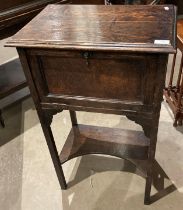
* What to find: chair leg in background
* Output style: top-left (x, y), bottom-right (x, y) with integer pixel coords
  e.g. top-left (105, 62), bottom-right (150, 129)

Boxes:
top-left (0, 110), bottom-right (5, 128)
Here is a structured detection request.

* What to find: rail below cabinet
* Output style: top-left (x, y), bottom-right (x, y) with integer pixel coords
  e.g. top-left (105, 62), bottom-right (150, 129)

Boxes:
top-left (7, 5), bottom-right (176, 205)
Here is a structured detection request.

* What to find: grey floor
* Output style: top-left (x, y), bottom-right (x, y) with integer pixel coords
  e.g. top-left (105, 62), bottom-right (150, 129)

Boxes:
top-left (0, 39), bottom-right (183, 210)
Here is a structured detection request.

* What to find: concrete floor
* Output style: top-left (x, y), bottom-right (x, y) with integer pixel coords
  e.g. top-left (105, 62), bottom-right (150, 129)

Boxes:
top-left (0, 39), bottom-right (183, 210)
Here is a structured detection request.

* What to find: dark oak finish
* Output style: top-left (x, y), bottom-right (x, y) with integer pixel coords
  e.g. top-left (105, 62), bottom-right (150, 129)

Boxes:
top-left (8, 5), bottom-right (176, 53)
top-left (7, 5), bottom-right (176, 205)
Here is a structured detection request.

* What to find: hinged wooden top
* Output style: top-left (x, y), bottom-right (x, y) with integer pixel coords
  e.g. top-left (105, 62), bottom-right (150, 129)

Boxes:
top-left (6, 4), bottom-right (176, 53)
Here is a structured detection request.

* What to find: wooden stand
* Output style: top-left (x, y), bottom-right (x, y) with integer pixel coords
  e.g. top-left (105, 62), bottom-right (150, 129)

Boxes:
top-left (7, 5), bottom-right (176, 205)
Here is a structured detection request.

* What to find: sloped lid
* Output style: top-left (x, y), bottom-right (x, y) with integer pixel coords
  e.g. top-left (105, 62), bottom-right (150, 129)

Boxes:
top-left (6, 4), bottom-right (176, 53)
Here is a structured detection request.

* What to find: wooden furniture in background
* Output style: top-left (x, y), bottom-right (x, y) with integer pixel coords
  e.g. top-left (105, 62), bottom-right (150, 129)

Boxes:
top-left (164, 19), bottom-right (183, 126)
top-left (0, 0), bottom-right (68, 127)
top-left (0, 0), bottom-right (70, 40)
top-left (0, 58), bottom-right (28, 127)
top-left (7, 4), bottom-right (176, 205)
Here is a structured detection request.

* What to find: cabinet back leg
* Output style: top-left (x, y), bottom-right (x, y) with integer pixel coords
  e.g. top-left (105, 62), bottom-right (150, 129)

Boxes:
top-left (0, 110), bottom-right (5, 128)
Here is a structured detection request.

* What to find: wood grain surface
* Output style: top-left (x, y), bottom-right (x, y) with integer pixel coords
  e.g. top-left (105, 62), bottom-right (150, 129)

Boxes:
top-left (59, 124), bottom-right (150, 163)
top-left (7, 5), bottom-right (176, 53)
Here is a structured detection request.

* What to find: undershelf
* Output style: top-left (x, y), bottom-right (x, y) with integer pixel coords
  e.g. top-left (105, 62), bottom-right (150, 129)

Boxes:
top-left (59, 124), bottom-right (150, 164)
